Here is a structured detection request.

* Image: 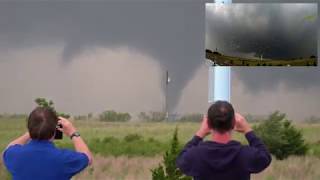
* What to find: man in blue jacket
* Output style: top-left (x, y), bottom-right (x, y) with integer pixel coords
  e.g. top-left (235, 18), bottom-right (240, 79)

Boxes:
top-left (176, 101), bottom-right (271, 180)
top-left (3, 107), bottom-right (93, 180)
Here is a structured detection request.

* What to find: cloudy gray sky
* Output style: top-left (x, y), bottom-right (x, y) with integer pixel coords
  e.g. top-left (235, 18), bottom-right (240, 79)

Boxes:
top-left (0, 0), bottom-right (319, 121)
top-left (206, 3), bottom-right (317, 59)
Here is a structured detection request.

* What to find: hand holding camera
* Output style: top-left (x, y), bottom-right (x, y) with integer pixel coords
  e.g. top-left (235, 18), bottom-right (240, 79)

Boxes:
top-left (57, 117), bottom-right (77, 137)
top-left (196, 115), bottom-right (211, 138)
top-left (233, 113), bottom-right (252, 134)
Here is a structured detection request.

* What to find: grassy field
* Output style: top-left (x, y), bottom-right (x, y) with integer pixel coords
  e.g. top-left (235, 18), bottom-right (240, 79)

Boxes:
top-left (205, 50), bottom-right (317, 66)
top-left (0, 118), bottom-right (320, 179)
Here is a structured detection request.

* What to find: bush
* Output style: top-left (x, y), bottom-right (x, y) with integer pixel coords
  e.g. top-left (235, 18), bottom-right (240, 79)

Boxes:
top-left (304, 116), bottom-right (320, 124)
top-left (308, 143), bottom-right (320, 158)
top-left (151, 127), bottom-right (192, 180)
top-left (102, 136), bottom-right (119, 143)
top-left (74, 115), bottom-right (87, 121)
top-left (178, 113), bottom-right (203, 122)
top-left (56, 135), bottom-right (167, 157)
top-left (138, 111), bottom-right (166, 122)
top-left (124, 133), bottom-right (142, 142)
top-left (254, 111), bottom-right (308, 160)
top-left (99, 110), bottom-right (131, 122)
top-left (245, 114), bottom-right (259, 123)
top-left (74, 113), bottom-right (94, 121)
top-left (87, 113), bottom-right (93, 119)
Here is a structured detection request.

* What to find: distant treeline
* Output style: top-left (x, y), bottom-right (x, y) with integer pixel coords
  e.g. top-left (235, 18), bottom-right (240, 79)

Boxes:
top-left (1, 111), bottom-right (320, 124)
top-left (0, 113), bottom-right (28, 119)
top-left (138, 112), bottom-right (204, 122)
top-left (304, 116), bottom-right (320, 124)
top-left (75, 111), bottom-right (204, 122)
top-left (245, 114), bottom-right (320, 124)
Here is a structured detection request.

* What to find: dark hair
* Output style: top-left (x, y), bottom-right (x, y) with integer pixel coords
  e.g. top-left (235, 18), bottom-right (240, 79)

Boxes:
top-left (27, 107), bottom-right (58, 140)
top-left (207, 101), bottom-right (235, 133)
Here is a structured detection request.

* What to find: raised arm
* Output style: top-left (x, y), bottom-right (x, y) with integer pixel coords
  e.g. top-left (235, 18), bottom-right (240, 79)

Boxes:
top-left (234, 113), bottom-right (272, 173)
top-left (176, 116), bottom-right (211, 176)
top-left (244, 131), bottom-right (272, 173)
top-left (58, 117), bottom-right (93, 165)
top-left (5, 132), bottom-right (31, 149)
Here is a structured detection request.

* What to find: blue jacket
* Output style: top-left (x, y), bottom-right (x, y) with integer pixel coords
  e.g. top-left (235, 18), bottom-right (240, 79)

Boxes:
top-left (3, 140), bottom-right (89, 180)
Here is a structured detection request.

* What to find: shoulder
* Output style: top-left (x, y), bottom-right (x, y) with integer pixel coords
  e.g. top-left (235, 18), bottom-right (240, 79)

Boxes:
top-left (2, 144), bottom-right (24, 169)
top-left (178, 143), bottom-right (202, 164)
top-left (183, 142), bottom-right (208, 161)
top-left (3, 144), bottom-right (23, 159)
top-left (238, 144), bottom-right (255, 153)
top-left (237, 144), bottom-right (265, 162)
top-left (188, 142), bottom-right (204, 153)
top-left (5, 144), bottom-right (23, 151)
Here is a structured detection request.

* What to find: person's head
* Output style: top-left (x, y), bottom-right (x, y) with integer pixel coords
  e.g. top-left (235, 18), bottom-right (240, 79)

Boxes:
top-left (27, 107), bottom-right (58, 140)
top-left (207, 101), bottom-right (235, 134)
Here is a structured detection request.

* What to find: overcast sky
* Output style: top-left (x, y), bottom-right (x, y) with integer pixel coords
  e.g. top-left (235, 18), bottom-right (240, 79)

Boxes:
top-left (0, 0), bottom-right (319, 121)
top-left (206, 3), bottom-right (317, 59)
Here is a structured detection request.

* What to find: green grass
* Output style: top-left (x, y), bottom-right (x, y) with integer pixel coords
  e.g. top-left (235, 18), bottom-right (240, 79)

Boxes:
top-left (1, 118), bottom-right (320, 157)
top-left (56, 134), bottom-right (169, 157)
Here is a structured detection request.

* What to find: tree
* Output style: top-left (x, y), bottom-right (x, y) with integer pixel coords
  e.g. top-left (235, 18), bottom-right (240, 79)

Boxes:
top-left (253, 111), bottom-right (308, 160)
top-left (99, 110), bottom-right (131, 122)
top-left (35, 98), bottom-right (70, 118)
top-left (138, 111), bottom-right (166, 122)
top-left (304, 116), bottom-right (320, 124)
top-left (151, 127), bottom-right (192, 180)
top-left (178, 113), bottom-right (203, 122)
top-left (87, 113), bottom-right (93, 120)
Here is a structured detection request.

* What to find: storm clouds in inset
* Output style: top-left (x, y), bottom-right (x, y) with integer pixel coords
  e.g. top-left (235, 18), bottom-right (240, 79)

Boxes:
top-left (206, 3), bottom-right (317, 59)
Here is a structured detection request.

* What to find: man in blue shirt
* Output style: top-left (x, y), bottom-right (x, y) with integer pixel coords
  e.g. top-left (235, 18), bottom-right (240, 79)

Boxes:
top-left (176, 101), bottom-right (271, 180)
top-left (3, 107), bottom-right (93, 180)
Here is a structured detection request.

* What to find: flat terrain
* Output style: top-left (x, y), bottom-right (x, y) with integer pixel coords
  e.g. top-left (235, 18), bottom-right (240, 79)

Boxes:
top-left (1, 118), bottom-right (320, 180)
top-left (206, 50), bottom-right (317, 66)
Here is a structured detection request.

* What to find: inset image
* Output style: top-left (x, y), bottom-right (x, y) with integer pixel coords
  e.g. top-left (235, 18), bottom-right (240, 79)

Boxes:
top-left (205, 3), bottom-right (318, 66)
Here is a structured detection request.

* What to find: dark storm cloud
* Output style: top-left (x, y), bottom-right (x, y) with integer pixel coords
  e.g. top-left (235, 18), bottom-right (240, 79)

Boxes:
top-left (0, 1), bottom-right (210, 112)
top-left (206, 3), bottom-right (317, 59)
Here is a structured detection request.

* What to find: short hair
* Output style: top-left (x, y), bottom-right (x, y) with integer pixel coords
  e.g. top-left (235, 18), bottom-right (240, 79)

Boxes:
top-left (27, 107), bottom-right (58, 140)
top-left (207, 101), bottom-right (235, 133)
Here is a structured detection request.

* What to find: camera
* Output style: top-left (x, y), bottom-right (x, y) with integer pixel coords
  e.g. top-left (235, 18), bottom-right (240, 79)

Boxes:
top-left (55, 124), bottom-right (63, 139)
